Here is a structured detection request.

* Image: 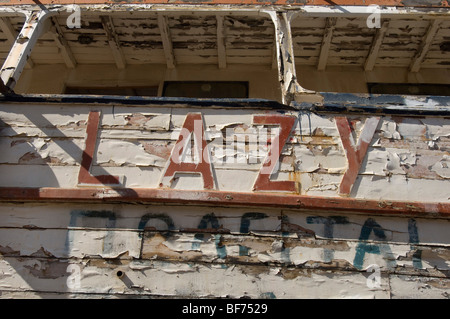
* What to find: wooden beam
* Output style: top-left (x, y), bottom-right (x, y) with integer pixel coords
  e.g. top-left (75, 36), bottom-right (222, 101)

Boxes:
top-left (101, 15), bottom-right (126, 69)
top-left (157, 14), bottom-right (176, 69)
top-left (216, 15), bottom-right (226, 69)
top-left (271, 33), bottom-right (277, 70)
top-left (50, 17), bottom-right (76, 69)
top-left (0, 17), bottom-right (34, 69)
top-left (317, 17), bottom-right (336, 71)
top-left (0, 187), bottom-right (448, 217)
top-left (410, 19), bottom-right (442, 73)
top-left (0, 10), bottom-right (50, 89)
top-left (364, 20), bottom-right (389, 71)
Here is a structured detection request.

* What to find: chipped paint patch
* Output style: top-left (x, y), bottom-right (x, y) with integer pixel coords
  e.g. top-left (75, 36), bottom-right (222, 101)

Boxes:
top-left (431, 155), bottom-right (450, 178)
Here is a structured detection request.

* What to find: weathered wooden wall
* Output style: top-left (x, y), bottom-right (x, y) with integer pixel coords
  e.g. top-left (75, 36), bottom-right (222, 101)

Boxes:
top-left (0, 202), bottom-right (448, 298)
top-left (0, 100), bottom-right (448, 298)
top-left (0, 102), bottom-right (449, 198)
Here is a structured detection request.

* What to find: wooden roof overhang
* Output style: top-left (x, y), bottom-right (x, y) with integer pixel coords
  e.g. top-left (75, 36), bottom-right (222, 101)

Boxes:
top-left (0, 91), bottom-right (449, 217)
top-left (0, 4), bottom-right (449, 101)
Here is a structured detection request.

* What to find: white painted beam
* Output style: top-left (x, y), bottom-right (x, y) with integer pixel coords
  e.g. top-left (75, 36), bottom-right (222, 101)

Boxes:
top-left (157, 14), bottom-right (176, 69)
top-left (265, 11), bottom-right (318, 106)
top-left (317, 17), bottom-right (336, 71)
top-left (0, 10), bottom-right (51, 90)
top-left (0, 17), bottom-right (34, 69)
top-left (216, 15), bottom-right (226, 69)
top-left (101, 15), bottom-right (126, 69)
top-left (50, 17), bottom-right (76, 69)
top-left (410, 19), bottom-right (442, 73)
top-left (364, 20), bottom-right (389, 72)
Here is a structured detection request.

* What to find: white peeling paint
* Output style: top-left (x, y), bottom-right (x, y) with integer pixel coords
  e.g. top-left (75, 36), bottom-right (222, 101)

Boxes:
top-left (431, 155), bottom-right (450, 179)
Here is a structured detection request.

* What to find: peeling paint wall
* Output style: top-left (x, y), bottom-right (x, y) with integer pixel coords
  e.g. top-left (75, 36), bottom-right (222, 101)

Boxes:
top-left (0, 100), bottom-right (448, 298)
top-left (0, 1), bottom-right (448, 300)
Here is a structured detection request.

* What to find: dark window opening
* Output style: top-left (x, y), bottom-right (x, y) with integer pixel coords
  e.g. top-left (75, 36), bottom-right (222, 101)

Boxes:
top-left (162, 81), bottom-right (249, 99)
top-left (368, 83), bottom-right (450, 96)
top-left (65, 86), bottom-right (159, 96)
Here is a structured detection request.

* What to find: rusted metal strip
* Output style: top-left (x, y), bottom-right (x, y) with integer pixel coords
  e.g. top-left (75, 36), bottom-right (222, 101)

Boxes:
top-left (0, 187), bottom-right (448, 217)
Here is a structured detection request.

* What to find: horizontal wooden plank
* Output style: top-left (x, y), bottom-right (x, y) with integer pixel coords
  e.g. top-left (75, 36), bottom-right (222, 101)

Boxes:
top-left (0, 226), bottom-right (447, 273)
top-left (0, 183), bottom-right (448, 215)
top-left (1, 202), bottom-right (448, 244)
top-left (0, 257), bottom-right (395, 298)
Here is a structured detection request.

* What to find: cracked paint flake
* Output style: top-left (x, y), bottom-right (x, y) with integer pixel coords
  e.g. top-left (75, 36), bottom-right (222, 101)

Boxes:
top-left (431, 155), bottom-right (450, 178)
top-left (381, 121), bottom-right (402, 140)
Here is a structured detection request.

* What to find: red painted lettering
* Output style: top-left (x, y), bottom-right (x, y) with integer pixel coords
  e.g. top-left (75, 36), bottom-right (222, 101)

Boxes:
top-left (252, 114), bottom-right (297, 192)
top-left (335, 116), bottom-right (380, 195)
top-left (160, 113), bottom-right (215, 189)
top-left (78, 111), bottom-right (121, 186)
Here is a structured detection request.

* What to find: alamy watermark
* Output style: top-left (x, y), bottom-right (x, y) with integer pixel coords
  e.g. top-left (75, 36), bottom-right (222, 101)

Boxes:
top-left (366, 264), bottom-right (381, 289)
top-left (170, 122), bottom-right (281, 175)
top-left (66, 264), bottom-right (81, 290)
top-left (366, 5), bottom-right (381, 29)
